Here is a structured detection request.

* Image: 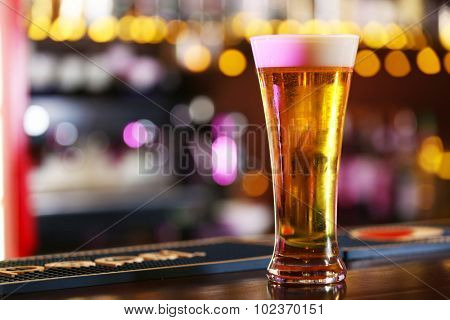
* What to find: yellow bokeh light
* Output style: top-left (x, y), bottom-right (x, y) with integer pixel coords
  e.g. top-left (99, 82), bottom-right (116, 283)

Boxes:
top-left (218, 49), bottom-right (247, 77)
top-left (413, 29), bottom-right (428, 49)
top-left (148, 16), bottom-right (167, 44)
top-left (277, 19), bottom-right (301, 34)
top-left (129, 16), bottom-right (166, 44)
top-left (354, 50), bottom-right (381, 77)
top-left (384, 50), bottom-right (411, 77)
top-left (231, 12), bottom-right (253, 38)
top-left (28, 15), bottom-right (51, 41)
top-left (385, 23), bottom-right (407, 49)
top-left (242, 171), bottom-right (269, 197)
top-left (67, 18), bottom-right (86, 41)
top-left (363, 21), bottom-right (388, 48)
top-left (339, 21), bottom-right (362, 37)
top-left (183, 44), bottom-right (211, 73)
top-left (417, 47), bottom-right (441, 75)
top-left (244, 19), bottom-right (273, 40)
top-left (117, 15), bottom-right (134, 42)
top-left (418, 136), bottom-right (443, 174)
top-left (444, 52), bottom-right (450, 73)
top-left (166, 20), bottom-right (188, 44)
top-left (130, 16), bottom-right (156, 44)
top-left (405, 28), bottom-right (428, 50)
top-left (439, 24), bottom-right (450, 50)
top-left (301, 19), bottom-right (330, 34)
top-left (327, 20), bottom-right (353, 35)
top-left (88, 16), bottom-right (117, 43)
top-left (30, 0), bottom-right (52, 39)
top-left (437, 152), bottom-right (450, 180)
top-left (49, 17), bottom-right (73, 41)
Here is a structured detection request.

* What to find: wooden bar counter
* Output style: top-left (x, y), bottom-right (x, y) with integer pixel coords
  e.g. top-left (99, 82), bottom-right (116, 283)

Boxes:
top-left (6, 239), bottom-right (450, 300)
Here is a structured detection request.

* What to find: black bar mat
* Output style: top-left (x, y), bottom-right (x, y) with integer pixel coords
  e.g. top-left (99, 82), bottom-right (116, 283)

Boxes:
top-left (0, 238), bottom-right (272, 296)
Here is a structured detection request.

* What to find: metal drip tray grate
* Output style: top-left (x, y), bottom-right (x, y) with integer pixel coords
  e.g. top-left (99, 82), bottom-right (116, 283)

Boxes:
top-left (0, 238), bottom-right (272, 296)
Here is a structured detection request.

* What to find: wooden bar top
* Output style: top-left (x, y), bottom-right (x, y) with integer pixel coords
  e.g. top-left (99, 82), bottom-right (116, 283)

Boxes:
top-left (9, 247), bottom-right (450, 300)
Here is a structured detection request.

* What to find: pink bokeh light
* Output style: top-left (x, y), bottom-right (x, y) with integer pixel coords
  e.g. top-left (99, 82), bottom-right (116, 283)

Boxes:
top-left (212, 136), bottom-right (237, 186)
top-left (123, 122), bottom-right (148, 148)
top-left (211, 113), bottom-right (236, 139)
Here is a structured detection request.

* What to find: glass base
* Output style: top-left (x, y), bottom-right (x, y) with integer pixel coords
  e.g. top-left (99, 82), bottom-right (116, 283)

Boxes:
top-left (267, 255), bottom-right (347, 285)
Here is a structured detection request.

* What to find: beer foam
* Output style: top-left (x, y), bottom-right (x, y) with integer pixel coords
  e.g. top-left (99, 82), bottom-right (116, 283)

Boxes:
top-left (250, 35), bottom-right (359, 68)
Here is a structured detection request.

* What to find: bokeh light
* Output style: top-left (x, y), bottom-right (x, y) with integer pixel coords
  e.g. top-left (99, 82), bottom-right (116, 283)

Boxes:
top-left (49, 17), bottom-right (78, 41)
top-left (117, 15), bottom-right (134, 42)
top-left (23, 105), bottom-right (50, 136)
top-left (28, 16), bottom-right (51, 41)
top-left (231, 12), bottom-right (252, 38)
top-left (201, 21), bottom-right (225, 47)
top-left (277, 19), bottom-right (301, 34)
top-left (212, 113), bottom-right (235, 138)
top-left (122, 122), bottom-right (148, 149)
top-left (57, 55), bottom-right (85, 91)
top-left (88, 16), bottom-right (117, 43)
top-left (170, 104), bottom-right (192, 126)
top-left (189, 96), bottom-right (215, 124)
top-left (384, 50), bottom-right (411, 77)
top-left (301, 19), bottom-right (330, 34)
top-left (385, 23), bottom-right (407, 49)
top-left (354, 50), bottom-right (381, 77)
top-left (212, 136), bottom-right (237, 186)
top-left (29, 53), bottom-right (56, 90)
top-left (137, 119), bottom-right (158, 145)
top-left (58, 0), bottom-right (86, 42)
top-left (218, 49), bottom-right (247, 77)
top-left (244, 19), bottom-right (273, 40)
top-left (183, 44), bottom-right (211, 73)
top-left (149, 16), bottom-right (168, 44)
top-left (437, 152), bottom-right (450, 180)
top-left (363, 21), bottom-right (388, 48)
top-left (417, 47), bottom-right (441, 75)
top-left (55, 122), bottom-right (78, 146)
top-left (130, 16), bottom-right (156, 44)
top-left (406, 27), bottom-right (428, 50)
top-left (242, 171), bottom-right (269, 197)
top-left (166, 20), bottom-right (188, 44)
top-left (212, 112), bottom-right (248, 139)
top-left (339, 21), bottom-right (362, 37)
top-left (218, 200), bottom-right (271, 235)
top-left (105, 44), bottom-right (135, 75)
top-left (417, 136), bottom-right (444, 174)
top-left (438, 7), bottom-right (450, 50)
top-left (439, 24), bottom-right (450, 50)
top-left (225, 112), bottom-right (248, 138)
top-left (84, 54), bottom-right (112, 92)
top-left (67, 18), bottom-right (86, 41)
top-left (126, 57), bottom-right (162, 90)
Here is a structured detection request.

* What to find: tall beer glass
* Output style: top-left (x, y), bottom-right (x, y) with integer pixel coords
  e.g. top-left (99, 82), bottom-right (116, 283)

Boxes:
top-left (251, 35), bottom-right (359, 284)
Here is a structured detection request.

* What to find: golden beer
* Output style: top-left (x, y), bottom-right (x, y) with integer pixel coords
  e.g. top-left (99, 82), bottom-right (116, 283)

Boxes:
top-left (251, 35), bottom-right (358, 284)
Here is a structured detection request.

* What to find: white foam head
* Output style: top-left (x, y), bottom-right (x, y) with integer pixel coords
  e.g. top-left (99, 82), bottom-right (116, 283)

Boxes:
top-left (250, 34), bottom-right (359, 68)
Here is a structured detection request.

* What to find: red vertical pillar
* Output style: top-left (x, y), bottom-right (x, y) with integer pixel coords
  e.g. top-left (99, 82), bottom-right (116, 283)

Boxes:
top-left (0, 0), bottom-right (36, 258)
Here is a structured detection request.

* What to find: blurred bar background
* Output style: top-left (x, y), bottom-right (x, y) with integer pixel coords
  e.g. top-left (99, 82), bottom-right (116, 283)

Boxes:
top-left (1, 0), bottom-right (449, 257)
